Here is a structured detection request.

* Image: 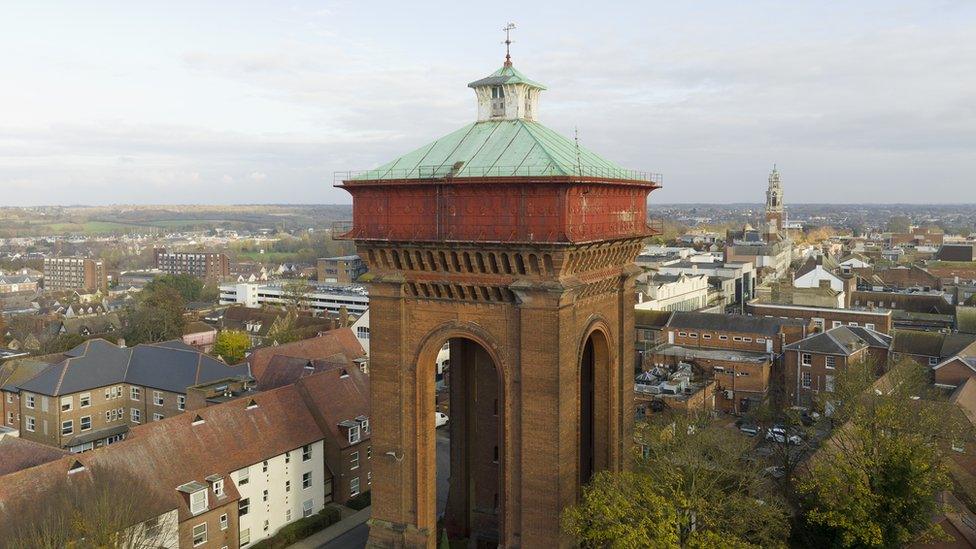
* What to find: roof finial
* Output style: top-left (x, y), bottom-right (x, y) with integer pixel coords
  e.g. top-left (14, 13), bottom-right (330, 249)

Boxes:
top-left (502, 22), bottom-right (516, 67)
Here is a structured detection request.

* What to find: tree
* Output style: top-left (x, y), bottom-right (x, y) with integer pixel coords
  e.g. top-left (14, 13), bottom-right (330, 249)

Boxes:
top-left (797, 360), bottom-right (968, 547)
top-left (563, 414), bottom-right (789, 548)
top-left (37, 333), bottom-right (87, 355)
top-left (144, 274), bottom-right (203, 303)
top-left (0, 463), bottom-right (179, 548)
top-left (199, 281), bottom-right (220, 303)
top-left (281, 278), bottom-right (312, 311)
top-left (124, 285), bottom-right (185, 345)
top-left (266, 309), bottom-right (302, 345)
top-left (212, 330), bottom-right (251, 363)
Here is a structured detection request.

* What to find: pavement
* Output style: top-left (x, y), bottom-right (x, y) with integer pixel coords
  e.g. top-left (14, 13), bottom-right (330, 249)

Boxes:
top-left (295, 427), bottom-right (452, 549)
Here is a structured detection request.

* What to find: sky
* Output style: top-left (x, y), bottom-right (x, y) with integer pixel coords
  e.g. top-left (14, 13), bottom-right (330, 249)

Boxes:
top-left (1, 1), bottom-right (974, 206)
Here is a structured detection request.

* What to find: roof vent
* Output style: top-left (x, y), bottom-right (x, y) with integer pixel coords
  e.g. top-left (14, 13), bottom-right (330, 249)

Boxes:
top-left (305, 360), bottom-right (315, 371)
top-left (246, 399), bottom-right (258, 410)
top-left (340, 369), bottom-right (349, 379)
top-left (68, 460), bottom-right (86, 475)
top-left (192, 414), bottom-right (205, 426)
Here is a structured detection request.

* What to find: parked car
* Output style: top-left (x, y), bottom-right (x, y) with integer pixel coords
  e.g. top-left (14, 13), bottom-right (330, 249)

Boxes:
top-left (435, 412), bottom-right (449, 428)
top-left (800, 410), bottom-right (820, 427)
top-left (765, 425), bottom-right (802, 445)
top-left (739, 423), bottom-right (761, 437)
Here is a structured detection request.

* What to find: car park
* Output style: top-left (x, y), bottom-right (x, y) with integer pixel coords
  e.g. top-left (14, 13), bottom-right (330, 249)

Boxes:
top-left (765, 425), bottom-right (802, 445)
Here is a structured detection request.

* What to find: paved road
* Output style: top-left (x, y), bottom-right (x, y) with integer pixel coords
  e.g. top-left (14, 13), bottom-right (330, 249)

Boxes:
top-left (319, 427), bottom-right (451, 549)
top-left (318, 523), bottom-right (368, 549)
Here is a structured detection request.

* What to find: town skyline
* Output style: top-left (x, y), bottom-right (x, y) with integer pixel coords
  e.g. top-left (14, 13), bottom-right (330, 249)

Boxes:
top-left (3, 1), bottom-right (974, 206)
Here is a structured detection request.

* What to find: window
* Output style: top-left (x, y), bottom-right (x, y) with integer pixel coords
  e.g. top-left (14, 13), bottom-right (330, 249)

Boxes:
top-left (213, 479), bottom-right (224, 498)
top-left (367, 446), bottom-right (372, 460)
top-left (826, 356), bottom-right (836, 369)
top-left (801, 353), bottom-right (813, 366)
top-left (360, 417), bottom-right (370, 434)
top-left (357, 326), bottom-right (370, 340)
top-left (153, 391), bottom-right (163, 406)
top-left (262, 460), bottom-right (268, 473)
top-left (219, 513), bottom-right (228, 530)
top-left (190, 489), bottom-right (208, 514)
top-left (238, 467), bottom-right (249, 485)
top-left (263, 489), bottom-right (268, 502)
top-left (832, 321), bottom-right (842, 329)
top-left (240, 528), bottom-right (250, 545)
top-left (130, 387), bottom-right (141, 401)
top-left (802, 372), bottom-right (812, 389)
top-left (688, 333), bottom-right (698, 338)
top-left (153, 413), bottom-right (164, 421)
top-left (678, 332), bottom-right (687, 337)
top-left (177, 395), bottom-right (185, 411)
top-left (702, 334), bottom-right (712, 340)
top-left (303, 499), bottom-right (314, 518)
top-left (350, 477), bottom-right (361, 497)
top-left (61, 420), bottom-right (73, 436)
top-left (286, 508), bottom-right (292, 521)
top-left (131, 408), bottom-right (141, 423)
top-left (719, 335), bottom-right (728, 341)
top-left (348, 424), bottom-right (361, 444)
top-left (80, 393), bottom-right (91, 408)
top-left (743, 337), bottom-right (752, 343)
top-left (367, 471), bottom-right (372, 486)
top-left (263, 519), bottom-right (269, 532)
top-left (929, 357), bottom-right (939, 366)
top-left (350, 451), bottom-right (360, 470)
top-left (26, 416), bottom-right (35, 432)
top-left (756, 338), bottom-right (765, 344)
top-left (303, 471), bottom-right (312, 489)
top-left (25, 394), bottom-right (34, 409)
top-left (848, 322), bottom-right (859, 327)
top-left (825, 375), bottom-right (835, 393)
top-left (865, 323), bottom-right (876, 331)
top-left (238, 498), bottom-right (250, 516)
top-left (303, 444), bottom-right (312, 462)
top-left (733, 336), bottom-right (742, 342)
top-left (60, 396), bottom-right (72, 412)
top-left (285, 451), bottom-right (291, 464)
top-left (285, 480), bottom-right (291, 492)
top-left (7, 411), bottom-right (14, 425)
top-left (192, 522), bottom-right (207, 547)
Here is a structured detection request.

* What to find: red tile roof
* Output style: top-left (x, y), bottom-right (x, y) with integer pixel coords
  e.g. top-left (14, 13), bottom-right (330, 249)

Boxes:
top-left (247, 328), bottom-right (365, 381)
top-left (0, 436), bottom-right (68, 476)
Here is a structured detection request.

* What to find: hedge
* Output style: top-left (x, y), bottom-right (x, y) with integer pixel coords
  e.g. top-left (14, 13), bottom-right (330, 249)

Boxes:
top-left (347, 490), bottom-right (371, 510)
top-left (248, 506), bottom-right (342, 549)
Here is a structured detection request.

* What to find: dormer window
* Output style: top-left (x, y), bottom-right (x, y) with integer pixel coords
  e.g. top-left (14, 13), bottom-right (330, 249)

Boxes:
top-left (491, 86), bottom-right (504, 99)
top-left (190, 489), bottom-right (208, 515)
top-left (356, 415), bottom-right (370, 435)
top-left (348, 424), bottom-right (361, 444)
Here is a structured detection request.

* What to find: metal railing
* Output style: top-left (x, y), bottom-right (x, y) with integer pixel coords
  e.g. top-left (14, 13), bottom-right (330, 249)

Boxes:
top-left (334, 165), bottom-right (663, 184)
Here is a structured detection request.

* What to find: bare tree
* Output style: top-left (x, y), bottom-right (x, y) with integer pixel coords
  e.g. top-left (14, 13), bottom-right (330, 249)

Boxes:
top-left (0, 462), bottom-right (179, 548)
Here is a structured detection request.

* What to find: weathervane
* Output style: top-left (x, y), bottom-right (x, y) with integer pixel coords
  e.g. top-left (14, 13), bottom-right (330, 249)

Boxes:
top-left (503, 22), bottom-right (516, 67)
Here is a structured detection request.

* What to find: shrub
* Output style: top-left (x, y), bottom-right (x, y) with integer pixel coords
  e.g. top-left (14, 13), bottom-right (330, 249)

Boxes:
top-left (347, 490), bottom-right (372, 510)
top-left (247, 506), bottom-right (342, 548)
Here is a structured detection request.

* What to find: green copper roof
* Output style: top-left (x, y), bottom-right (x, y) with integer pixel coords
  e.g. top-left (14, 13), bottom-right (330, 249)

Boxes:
top-left (467, 64), bottom-right (546, 90)
top-left (350, 119), bottom-right (654, 181)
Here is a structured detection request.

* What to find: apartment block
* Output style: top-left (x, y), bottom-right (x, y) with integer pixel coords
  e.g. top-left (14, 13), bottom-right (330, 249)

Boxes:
top-left (43, 257), bottom-right (107, 291)
top-left (747, 301), bottom-right (894, 334)
top-left (0, 367), bottom-right (370, 549)
top-left (317, 255), bottom-right (367, 284)
top-left (783, 326), bottom-right (892, 406)
top-left (2, 339), bottom-right (250, 452)
top-left (154, 249), bottom-right (230, 281)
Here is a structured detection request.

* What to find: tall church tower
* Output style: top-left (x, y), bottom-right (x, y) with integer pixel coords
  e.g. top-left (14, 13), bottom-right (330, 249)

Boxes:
top-left (765, 165), bottom-right (785, 241)
top-left (336, 50), bottom-right (661, 547)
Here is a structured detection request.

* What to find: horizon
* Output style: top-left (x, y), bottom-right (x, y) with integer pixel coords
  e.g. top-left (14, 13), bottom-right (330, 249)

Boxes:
top-left (2, 1), bottom-right (975, 206)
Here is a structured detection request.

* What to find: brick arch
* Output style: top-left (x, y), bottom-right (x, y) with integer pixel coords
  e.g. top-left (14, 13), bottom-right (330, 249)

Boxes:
top-left (577, 317), bottom-right (616, 483)
top-left (410, 320), bottom-right (511, 543)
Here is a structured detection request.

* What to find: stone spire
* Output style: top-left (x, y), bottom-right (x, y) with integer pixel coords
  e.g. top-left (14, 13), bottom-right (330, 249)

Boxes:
top-left (765, 165), bottom-right (785, 239)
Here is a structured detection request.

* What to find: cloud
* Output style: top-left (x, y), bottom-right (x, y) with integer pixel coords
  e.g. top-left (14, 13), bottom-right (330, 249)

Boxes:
top-left (249, 171), bottom-right (267, 181)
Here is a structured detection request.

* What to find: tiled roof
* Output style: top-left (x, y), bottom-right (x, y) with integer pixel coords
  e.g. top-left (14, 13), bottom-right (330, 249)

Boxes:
top-left (891, 330), bottom-right (976, 359)
top-left (666, 311), bottom-right (806, 337)
top-left (257, 355), bottom-right (352, 391)
top-left (15, 339), bottom-right (249, 396)
top-left (247, 329), bottom-right (365, 381)
top-left (784, 326), bottom-right (870, 356)
top-left (0, 368), bottom-right (365, 523)
top-left (0, 437), bottom-right (67, 476)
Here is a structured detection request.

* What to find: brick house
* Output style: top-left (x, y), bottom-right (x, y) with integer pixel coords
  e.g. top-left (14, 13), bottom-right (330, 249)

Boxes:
top-left (890, 330), bottom-right (976, 369)
top-left (934, 356), bottom-right (976, 389)
top-left (747, 301), bottom-right (894, 334)
top-left (783, 326), bottom-right (892, 406)
top-left (661, 311), bottom-right (808, 353)
top-left (3, 339), bottom-right (250, 452)
top-left (0, 368), bottom-right (370, 548)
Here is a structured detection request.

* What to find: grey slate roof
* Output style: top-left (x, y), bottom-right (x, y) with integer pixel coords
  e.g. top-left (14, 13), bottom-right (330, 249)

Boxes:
top-left (845, 326), bottom-right (893, 349)
top-left (784, 326), bottom-right (871, 356)
top-left (15, 339), bottom-right (250, 397)
top-left (666, 311), bottom-right (806, 337)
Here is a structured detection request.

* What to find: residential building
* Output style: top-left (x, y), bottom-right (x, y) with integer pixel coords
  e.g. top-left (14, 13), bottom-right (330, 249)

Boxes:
top-left (246, 329), bottom-right (367, 386)
top-left (747, 301), bottom-right (895, 334)
top-left (657, 257), bottom-right (755, 308)
top-left (635, 272), bottom-right (709, 312)
top-left (219, 282), bottom-right (369, 316)
top-left (783, 326), bottom-right (892, 406)
top-left (350, 309), bottom-right (371, 357)
top-left (215, 306), bottom-right (335, 347)
top-left (0, 367), bottom-right (371, 548)
top-left (183, 321), bottom-right (218, 353)
top-left (2, 339), bottom-right (250, 452)
top-left (154, 249), bottom-right (230, 281)
top-left (43, 257), bottom-right (107, 292)
top-left (659, 311), bottom-right (808, 354)
top-left (890, 330), bottom-right (976, 369)
top-left (0, 273), bottom-right (38, 295)
top-left (317, 255), bottom-right (367, 284)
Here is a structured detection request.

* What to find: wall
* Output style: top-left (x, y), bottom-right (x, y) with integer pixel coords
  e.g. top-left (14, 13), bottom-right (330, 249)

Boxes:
top-left (748, 302), bottom-right (893, 334)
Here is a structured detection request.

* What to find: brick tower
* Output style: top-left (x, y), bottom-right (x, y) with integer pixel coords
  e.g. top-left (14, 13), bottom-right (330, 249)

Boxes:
top-left (336, 53), bottom-right (661, 547)
top-left (765, 165), bottom-right (785, 242)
